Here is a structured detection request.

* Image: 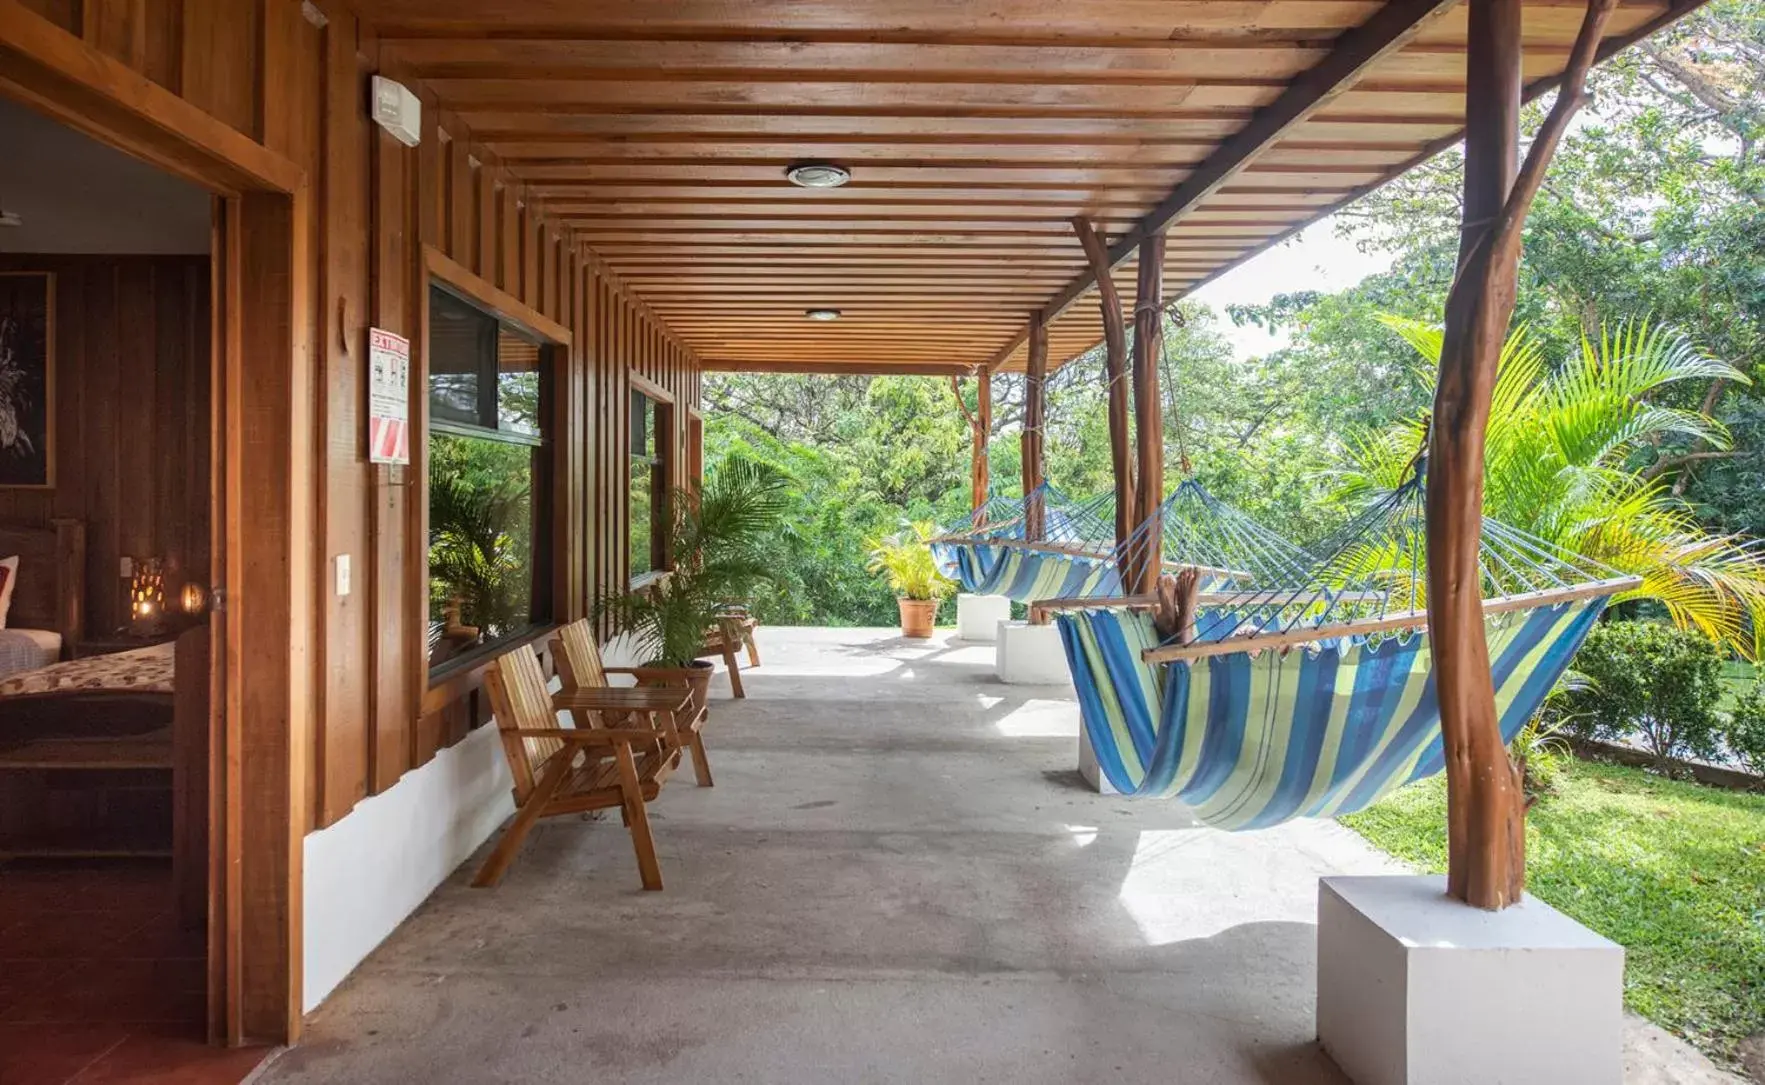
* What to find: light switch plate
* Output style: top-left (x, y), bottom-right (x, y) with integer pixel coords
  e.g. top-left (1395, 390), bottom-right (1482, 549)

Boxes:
top-left (336, 554), bottom-right (352, 597)
top-left (120, 556), bottom-right (133, 578)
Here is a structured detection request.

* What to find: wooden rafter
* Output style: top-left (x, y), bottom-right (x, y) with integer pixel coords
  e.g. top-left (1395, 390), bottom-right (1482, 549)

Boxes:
top-left (983, 0), bottom-right (1463, 373)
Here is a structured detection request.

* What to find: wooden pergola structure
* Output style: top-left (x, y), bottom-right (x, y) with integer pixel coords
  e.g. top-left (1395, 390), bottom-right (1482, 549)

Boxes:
top-left (0, 0), bottom-right (1708, 1047)
top-left (360, 0), bottom-right (1692, 911)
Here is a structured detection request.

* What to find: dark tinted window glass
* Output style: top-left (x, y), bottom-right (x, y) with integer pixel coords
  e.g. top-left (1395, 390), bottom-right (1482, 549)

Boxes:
top-left (426, 286), bottom-right (552, 673)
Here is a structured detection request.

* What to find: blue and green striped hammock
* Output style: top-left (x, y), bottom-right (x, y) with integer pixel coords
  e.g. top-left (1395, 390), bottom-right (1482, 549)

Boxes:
top-left (1057, 601), bottom-right (1606, 827)
top-left (931, 480), bottom-right (1308, 605)
top-left (1046, 470), bottom-right (1638, 829)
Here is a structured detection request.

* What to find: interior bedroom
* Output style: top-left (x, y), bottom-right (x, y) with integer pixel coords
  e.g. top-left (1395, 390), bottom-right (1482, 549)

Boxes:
top-left (0, 96), bottom-right (243, 1080)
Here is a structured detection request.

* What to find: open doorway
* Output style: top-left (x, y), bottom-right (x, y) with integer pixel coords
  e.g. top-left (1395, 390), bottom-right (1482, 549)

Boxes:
top-left (0, 95), bottom-right (263, 1082)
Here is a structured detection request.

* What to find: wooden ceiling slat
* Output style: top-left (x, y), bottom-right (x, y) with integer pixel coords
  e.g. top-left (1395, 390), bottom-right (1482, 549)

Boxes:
top-left (426, 78), bottom-right (1286, 114)
top-left (362, 0), bottom-right (1390, 39)
top-left (384, 39), bottom-right (1331, 83)
top-left (984, 0), bottom-right (1462, 369)
top-left (346, 0), bottom-right (1689, 375)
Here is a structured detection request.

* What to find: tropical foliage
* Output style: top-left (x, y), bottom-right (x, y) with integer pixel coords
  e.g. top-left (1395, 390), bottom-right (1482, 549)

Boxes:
top-left (1340, 318), bottom-right (1765, 656)
top-left (597, 455), bottom-right (790, 667)
top-left (864, 520), bottom-right (955, 603)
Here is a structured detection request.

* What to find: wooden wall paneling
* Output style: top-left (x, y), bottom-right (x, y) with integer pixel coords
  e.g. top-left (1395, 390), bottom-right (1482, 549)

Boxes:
top-left (410, 104), bottom-right (447, 770)
top-left (315, 10), bottom-right (371, 827)
top-left (474, 159), bottom-right (494, 282)
top-left (448, 136), bottom-right (473, 269)
top-left (114, 261), bottom-right (155, 592)
top-left (18, 0), bottom-right (78, 33)
top-left (83, 0), bottom-right (145, 70)
top-left (369, 125), bottom-right (415, 791)
top-left (521, 205), bottom-right (540, 310)
top-left (179, 0), bottom-right (259, 138)
top-left (498, 182), bottom-right (518, 292)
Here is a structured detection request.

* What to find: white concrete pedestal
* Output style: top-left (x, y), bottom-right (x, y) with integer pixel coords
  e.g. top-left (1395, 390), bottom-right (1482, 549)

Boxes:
top-left (995, 621), bottom-right (1068, 685)
top-left (956, 594), bottom-right (1011, 642)
top-left (1317, 875), bottom-right (1624, 1085)
top-left (1076, 726), bottom-right (1120, 794)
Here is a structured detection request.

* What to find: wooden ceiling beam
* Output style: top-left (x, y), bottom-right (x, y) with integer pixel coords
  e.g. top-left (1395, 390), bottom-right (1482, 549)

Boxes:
top-left (382, 39), bottom-right (1331, 83)
top-left (701, 360), bottom-right (975, 376)
top-left (984, 0), bottom-right (1462, 370)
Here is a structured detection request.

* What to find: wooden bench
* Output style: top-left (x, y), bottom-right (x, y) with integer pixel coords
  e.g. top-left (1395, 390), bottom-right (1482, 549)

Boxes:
top-left (701, 607), bottom-right (760, 699)
top-left (552, 617), bottom-right (714, 788)
top-left (475, 643), bottom-right (694, 890)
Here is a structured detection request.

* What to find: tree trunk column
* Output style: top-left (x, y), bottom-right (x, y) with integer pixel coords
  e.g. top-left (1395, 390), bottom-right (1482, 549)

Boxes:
top-left (1022, 316), bottom-right (1048, 546)
top-left (1072, 218), bottom-right (1136, 556)
top-left (1428, 0), bottom-right (1526, 909)
top-left (972, 369), bottom-right (991, 524)
top-left (1130, 235), bottom-right (1165, 596)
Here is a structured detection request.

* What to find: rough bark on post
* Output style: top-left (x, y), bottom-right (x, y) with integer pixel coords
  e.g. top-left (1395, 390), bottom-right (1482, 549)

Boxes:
top-left (1022, 317), bottom-right (1048, 553)
top-left (1072, 218), bottom-right (1136, 554)
top-left (974, 369), bottom-right (991, 524)
top-left (1429, 0), bottom-right (1616, 909)
top-left (1129, 235), bottom-right (1165, 596)
top-left (952, 372), bottom-right (992, 525)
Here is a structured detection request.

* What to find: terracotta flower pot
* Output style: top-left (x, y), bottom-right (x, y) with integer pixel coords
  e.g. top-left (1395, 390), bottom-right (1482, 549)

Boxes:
top-left (632, 659), bottom-right (714, 720)
top-left (898, 597), bottom-right (938, 638)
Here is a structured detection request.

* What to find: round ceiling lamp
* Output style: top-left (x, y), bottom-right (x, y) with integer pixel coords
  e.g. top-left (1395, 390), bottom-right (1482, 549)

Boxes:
top-left (785, 162), bottom-right (852, 189)
top-left (805, 308), bottom-right (842, 321)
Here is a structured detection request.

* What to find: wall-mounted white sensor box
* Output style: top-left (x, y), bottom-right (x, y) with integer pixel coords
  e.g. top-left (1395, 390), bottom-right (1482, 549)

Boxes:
top-left (371, 75), bottom-right (422, 148)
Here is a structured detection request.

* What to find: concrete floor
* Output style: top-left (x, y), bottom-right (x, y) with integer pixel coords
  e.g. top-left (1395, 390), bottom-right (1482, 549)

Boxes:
top-left (261, 628), bottom-right (1744, 1085)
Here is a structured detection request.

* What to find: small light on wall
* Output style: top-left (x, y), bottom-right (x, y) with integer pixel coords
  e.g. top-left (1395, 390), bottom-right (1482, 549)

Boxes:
top-left (129, 558), bottom-right (165, 634)
top-left (181, 582), bottom-right (209, 616)
top-left (805, 308), bottom-right (842, 321)
top-left (784, 162), bottom-right (851, 189)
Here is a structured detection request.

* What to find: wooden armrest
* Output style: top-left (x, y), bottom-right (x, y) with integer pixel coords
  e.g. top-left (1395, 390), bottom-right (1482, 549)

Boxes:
top-left (510, 727), bottom-right (661, 745)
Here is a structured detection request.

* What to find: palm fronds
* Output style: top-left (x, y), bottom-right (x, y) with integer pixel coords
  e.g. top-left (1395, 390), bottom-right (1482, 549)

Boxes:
top-left (1344, 316), bottom-right (1765, 657)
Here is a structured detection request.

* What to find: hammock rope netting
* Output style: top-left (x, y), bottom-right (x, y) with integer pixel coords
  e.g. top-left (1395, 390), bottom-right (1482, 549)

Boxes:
top-left (931, 479), bottom-right (1311, 604)
top-left (934, 315), bottom-right (1634, 829)
top-left (1055, 468), bottom-right (1638, 828)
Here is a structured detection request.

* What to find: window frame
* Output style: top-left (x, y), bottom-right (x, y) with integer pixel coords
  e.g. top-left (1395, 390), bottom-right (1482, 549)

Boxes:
top-left (417, 248), bottom-right (573, 692)
top-left (627, 371), bottom-right (675, 590)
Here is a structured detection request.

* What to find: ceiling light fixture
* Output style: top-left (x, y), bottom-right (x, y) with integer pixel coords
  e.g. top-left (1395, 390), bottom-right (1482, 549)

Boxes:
top-left (785, 162), bottom-right (851, 189)
top-left (805, 308), bottom-right (842, 321)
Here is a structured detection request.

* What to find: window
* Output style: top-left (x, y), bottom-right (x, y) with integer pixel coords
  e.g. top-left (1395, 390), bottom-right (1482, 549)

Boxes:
top-left (427, 284), bottom-right (553, 673)
top-left (629, 389), bottom-right (670, 581)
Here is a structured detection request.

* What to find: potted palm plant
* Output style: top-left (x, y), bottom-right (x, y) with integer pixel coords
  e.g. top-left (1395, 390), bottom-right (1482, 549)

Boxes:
top-left (866, 520), bottom-right (956, 638)
top-left (596, 456), bottom-right (789, 709)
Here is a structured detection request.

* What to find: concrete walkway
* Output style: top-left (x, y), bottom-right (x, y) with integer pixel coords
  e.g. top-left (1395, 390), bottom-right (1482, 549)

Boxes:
top-left (261, 628), bottom-right (1742, 1085)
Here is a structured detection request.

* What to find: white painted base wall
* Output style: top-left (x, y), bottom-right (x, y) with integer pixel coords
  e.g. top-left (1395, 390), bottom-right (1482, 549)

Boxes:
top-left (1317, 875), bottom-right (1624, 1085)
top-left (302, 721), bottom-right (515, 1013)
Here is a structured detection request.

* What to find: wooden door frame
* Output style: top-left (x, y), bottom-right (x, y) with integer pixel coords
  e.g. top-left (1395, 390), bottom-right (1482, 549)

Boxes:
top-left (0, 8), bottom-right (311, 1046)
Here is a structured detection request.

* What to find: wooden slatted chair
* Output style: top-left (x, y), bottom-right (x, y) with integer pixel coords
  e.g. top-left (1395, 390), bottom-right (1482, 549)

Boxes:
top-left (701, 606), bottom-right (761, 699)
top-left (475, 642), bottom-right (688, 890)
top-left (552, 618), bottom-right (714, 787)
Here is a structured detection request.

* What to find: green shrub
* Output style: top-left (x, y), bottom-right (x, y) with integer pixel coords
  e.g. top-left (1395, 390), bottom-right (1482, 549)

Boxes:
top-left (1725, 677), bottom-right (1765, 776)
top-left (1566, 621), bottom-right (1726, 769)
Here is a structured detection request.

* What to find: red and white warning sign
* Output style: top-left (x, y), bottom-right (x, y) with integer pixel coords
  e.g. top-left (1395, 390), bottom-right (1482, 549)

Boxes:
top-left (367, 327), bottom-right (411, 465)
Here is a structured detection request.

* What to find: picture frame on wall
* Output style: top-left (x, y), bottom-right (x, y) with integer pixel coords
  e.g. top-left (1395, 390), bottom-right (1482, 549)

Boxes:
top-left (0, 271), bottom-right (53, 489)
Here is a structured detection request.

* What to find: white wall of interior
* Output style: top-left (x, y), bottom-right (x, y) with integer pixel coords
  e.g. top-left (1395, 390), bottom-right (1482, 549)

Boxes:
top-left (301, 721), bottom-right (514, 1012)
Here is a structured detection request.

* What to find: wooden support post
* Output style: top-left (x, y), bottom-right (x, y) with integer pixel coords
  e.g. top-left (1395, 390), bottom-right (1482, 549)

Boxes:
top-left (1072, 218), bottom-right (1136, 555)
top-left (952, 370), bottom-right (994, 525)
top-left (1429, 0), bottom-right (1615, 909)
top-left (974, 370), bottom-right (992, 521)
top-left (1129, 235), bottom-right (1165, 596)
top-left (1022, 316), bottom-right (1048, 548)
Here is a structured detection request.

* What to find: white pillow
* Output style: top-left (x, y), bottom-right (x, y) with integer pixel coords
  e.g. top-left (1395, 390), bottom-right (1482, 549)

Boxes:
top-left (0, 555), bottom-right (17, 629)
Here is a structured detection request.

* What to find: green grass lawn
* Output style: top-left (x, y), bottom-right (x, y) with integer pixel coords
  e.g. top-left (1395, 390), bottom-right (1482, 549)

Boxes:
top-left (1342, 759), bottom-right (1765, 1066)
top-left (1721, 659), bottom-right (1758, 712)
